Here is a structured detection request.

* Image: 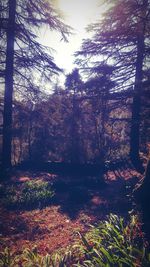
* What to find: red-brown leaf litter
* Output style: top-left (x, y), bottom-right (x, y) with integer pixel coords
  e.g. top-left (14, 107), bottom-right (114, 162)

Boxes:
top-left (0, 165), bottom-right (143, 257)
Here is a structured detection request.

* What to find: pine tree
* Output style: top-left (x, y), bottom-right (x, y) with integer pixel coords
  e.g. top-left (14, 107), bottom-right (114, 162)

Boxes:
top-left (0, 0), bottom-right (70, 169)
top-left (76, 0), bottom-right (150, 165)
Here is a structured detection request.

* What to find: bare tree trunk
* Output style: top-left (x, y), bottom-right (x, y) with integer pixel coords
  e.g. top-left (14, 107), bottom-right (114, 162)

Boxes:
top-left (71, 93), bottom-right (79, 163)
top-left (2, 0), bottom-right (16, 170)
top-left (28, 115), bottom-right (33, 160)
top-left (130, 0), bottom-right (147, 171)
top-left (130, 35), bottom-right (144, 164)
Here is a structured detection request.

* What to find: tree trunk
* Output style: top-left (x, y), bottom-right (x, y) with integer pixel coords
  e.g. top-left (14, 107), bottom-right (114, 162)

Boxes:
top-left (71, 93), bottom-right (79, 163)
top-left (130, 0), bottom-right (148, 171)
top-left (130, 32), bottom-right (145, 170)
top-left (2, 0), bottom-right (16, 169)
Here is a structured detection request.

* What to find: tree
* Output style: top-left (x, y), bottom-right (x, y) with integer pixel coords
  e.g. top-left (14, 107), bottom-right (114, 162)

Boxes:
top-left (65, 69), bottom-right (84, 163)
top-left (0, 0), bottom-right (70, 169)
top-left (84, 65), bottom-right (116, 161)
top-left (76, 0), bottom-right (150, 165)
top-left (2, 0), bottom-right (16, 169)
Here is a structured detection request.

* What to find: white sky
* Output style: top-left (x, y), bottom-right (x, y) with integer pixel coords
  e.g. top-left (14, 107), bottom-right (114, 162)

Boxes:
top-left (40, 0), bottom-right (106, 85)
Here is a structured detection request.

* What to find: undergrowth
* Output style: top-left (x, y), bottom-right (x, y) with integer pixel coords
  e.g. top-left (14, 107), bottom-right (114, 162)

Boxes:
top-left (0, 180), bottom-right (55, 209)
top-left (0, 214), bottom-right (150, 266)
top-left (74, 213), bottom-right (150, 267)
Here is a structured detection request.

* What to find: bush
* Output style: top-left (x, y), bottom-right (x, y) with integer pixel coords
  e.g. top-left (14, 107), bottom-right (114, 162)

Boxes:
top-left (1, 180), bottom-right (55, 209)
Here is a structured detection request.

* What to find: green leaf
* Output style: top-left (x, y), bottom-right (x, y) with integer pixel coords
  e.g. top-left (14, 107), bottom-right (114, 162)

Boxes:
top-left (79, 233), bottom-right (92, 251)
top-left (100, 247), bottom-right (113, 263)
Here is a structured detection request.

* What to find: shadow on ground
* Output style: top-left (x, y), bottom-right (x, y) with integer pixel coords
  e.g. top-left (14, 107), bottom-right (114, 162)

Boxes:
top-left (0, 162), bottom-right (143, 255)
top-left (11, 160), bottom-right (141, 220)
top-left (51, 171), bottom-right (137, 220)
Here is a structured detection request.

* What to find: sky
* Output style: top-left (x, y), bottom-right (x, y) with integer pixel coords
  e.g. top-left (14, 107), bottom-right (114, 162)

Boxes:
top-left (40, 0), bottom-right (106, 85)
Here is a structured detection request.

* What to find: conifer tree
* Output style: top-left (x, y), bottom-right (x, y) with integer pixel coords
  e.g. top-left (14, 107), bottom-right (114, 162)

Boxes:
top-left (0, 0), bottom-right (70, 169)
top-left (76, 0), bottom-right (150, 165)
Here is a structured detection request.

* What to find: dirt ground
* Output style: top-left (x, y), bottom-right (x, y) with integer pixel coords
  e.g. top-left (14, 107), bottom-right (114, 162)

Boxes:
top-left (0, 165), bottom-right (143, 256)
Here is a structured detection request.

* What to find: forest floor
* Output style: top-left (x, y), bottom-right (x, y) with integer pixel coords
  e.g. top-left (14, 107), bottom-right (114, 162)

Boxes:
top-left (0, 163), bottom-right (144, 257)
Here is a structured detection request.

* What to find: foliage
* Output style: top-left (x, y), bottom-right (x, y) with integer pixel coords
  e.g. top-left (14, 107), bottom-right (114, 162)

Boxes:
top-left (76, 0), bottom-right (150, 91)
top-left (0, 0), bottom-right (71, 169)
top-left (0, 246), bottom-right (73, 267)
top-left (74, 214), bottom-right (150, 267)
top-left (0, 0), bottom-right (71, 97)
top-left (9, 88), bottom-right (135, 165)
top-left (1, 1), bottom-right (149, 168)
top-left (65, 68), bottom-right (83, 94)
top-left (0, 214), bottom-right (150, 266)
top-left (75, 0), bottom-right (150, 161)
top-left (0, 248), bottom-right (15, 267)
top-left (1, 180), bottom-right (55, 209)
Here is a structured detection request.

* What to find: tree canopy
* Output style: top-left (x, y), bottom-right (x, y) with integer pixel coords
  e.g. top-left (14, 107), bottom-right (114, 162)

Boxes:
top-left (0, 0), bottom-right (71, 97)
top-left (76, 0), bottom-right (150, 91)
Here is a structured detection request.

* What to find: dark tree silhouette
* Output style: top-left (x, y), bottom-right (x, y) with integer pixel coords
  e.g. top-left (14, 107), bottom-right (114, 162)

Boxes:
top-left (2, 0), bottom-right (16, 169)
top-left (65, 69), bottom-right (84, 163)
top-left (0, 0), bottom-right (70, 169)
